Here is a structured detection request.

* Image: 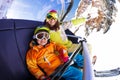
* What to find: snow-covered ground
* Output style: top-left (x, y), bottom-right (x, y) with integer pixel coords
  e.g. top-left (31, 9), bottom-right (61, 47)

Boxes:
top-left (87, 1), bottom-right (120, 80)
top-left (72, 0), bottom-right (120, 80)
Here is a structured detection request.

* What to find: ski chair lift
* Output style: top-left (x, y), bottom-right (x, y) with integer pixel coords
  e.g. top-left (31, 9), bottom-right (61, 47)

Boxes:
top-left (0, 19), bottom-right (93, 80)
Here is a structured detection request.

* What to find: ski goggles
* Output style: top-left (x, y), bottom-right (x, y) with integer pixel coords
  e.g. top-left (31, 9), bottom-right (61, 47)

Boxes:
top-left (34, 32), bottom-right (50, 40)
top-left (46, 13), bottom-right (58, 20)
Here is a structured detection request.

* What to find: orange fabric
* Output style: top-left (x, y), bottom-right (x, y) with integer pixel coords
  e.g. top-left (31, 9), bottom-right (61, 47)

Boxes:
top-left (26, 42), bottom-right (68, 79)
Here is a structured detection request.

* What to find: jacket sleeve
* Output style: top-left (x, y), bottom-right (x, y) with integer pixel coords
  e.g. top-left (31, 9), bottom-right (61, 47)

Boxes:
top-left (71, 17), bottom-right (86, 25)
top-left (62, 17), bottom-right (86, 29)
top-left (26, 48), bottom-right (45, 79)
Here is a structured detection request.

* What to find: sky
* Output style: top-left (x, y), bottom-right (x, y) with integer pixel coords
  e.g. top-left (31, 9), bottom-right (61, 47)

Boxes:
top-left (6, 0), bottom-right (80, 21)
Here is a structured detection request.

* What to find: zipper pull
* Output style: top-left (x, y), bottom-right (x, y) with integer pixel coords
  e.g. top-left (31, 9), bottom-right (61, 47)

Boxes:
top-left (44, 56), bottom-right (51, 65)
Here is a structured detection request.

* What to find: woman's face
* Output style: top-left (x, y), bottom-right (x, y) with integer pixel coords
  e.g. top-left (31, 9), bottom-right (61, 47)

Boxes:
top-left (46, 18), bottom-right (57, 27)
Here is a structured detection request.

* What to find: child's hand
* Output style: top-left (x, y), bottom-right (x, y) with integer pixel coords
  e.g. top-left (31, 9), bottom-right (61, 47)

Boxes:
top-left (59, 49), bottom-right (69, 62)
top-left (63, 56), bottom-right (69, 62)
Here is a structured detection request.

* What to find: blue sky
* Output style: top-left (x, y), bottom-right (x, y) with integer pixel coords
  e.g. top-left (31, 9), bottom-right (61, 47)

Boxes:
top-left (7, 0), bottom-right (80, 21)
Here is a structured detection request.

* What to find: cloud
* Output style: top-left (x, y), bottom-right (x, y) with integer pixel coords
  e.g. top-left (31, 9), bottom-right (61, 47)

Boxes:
top-left (37, 5), bottom-right (52, 21)
top-left (6, 0), bottom-right (34, 19)
top-left (11, 0), bottom-right (30, 10)
top-left (50, 0), bottom-right (54, 2)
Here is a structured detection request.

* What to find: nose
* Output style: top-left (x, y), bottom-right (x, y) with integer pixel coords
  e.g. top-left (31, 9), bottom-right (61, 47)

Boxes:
top-left (42, 37), bottom-right (47, 40)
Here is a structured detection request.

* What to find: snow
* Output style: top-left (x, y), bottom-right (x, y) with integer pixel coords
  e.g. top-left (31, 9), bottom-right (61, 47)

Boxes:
top-left (86, 1), bottom-right (120, 80)
top-left (89, 0), bottom-right (120, 70)
top-left (74, 0), bottom-right (120, 80)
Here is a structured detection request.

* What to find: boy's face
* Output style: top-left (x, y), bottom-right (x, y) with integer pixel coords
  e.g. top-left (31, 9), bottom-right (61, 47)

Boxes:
top-left (37, 38), bottom-right (48, 46)
top-left (35, 31), bottom-right (50, 46)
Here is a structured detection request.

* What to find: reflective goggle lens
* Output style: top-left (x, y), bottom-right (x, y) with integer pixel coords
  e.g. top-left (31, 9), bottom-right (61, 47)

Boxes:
top-left (37, 33), bottom-right (44, 39)
top-left (47, 14), bottom-right (53, 19)
top-left (47, 13), bottom-right (58, 20)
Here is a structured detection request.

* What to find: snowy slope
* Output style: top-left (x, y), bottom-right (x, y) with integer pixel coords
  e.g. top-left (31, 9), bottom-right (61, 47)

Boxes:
top-left (72, 0), bottom-right (120, 79)
top-left (88, 0), bottom-right (120, 70)
top-left (87, 0), bottom-right (120, 80)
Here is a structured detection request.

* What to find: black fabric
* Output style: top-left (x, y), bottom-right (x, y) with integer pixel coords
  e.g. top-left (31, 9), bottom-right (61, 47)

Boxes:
top-left (65, 29), bottom-right (78, 43)
top-left (0, 19), bottom-right (14, 30)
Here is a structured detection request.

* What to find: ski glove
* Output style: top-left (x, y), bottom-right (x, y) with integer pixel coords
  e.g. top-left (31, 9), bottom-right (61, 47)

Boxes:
top-left (59, 49), bottom-right (69, 62)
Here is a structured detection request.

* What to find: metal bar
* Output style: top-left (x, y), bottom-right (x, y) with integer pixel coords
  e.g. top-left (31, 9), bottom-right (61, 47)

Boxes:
top-left (82, 40), bottom-right (94, 80)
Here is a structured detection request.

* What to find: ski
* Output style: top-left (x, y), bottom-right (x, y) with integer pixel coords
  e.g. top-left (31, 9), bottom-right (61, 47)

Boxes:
top-left (94, 67), bottom-right (120, 77)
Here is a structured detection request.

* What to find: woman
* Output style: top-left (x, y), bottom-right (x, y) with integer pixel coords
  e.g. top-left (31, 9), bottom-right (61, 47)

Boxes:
top-left (45, 10), bottom-right (85, 48)
top-left (34, 10), bottom-right (86, 51)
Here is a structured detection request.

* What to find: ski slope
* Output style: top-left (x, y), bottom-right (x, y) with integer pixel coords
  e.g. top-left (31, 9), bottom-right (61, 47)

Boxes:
top-left (87, 1), bottom-right (120, 80)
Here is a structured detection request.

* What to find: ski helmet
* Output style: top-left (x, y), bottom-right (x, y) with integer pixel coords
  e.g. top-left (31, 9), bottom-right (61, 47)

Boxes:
top-left (34, 27), bottom-right (50, 35)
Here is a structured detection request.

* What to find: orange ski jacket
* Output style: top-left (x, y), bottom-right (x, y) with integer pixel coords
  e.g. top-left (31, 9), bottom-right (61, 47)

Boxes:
top-left (26, 42), bottom-right (68, 79)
